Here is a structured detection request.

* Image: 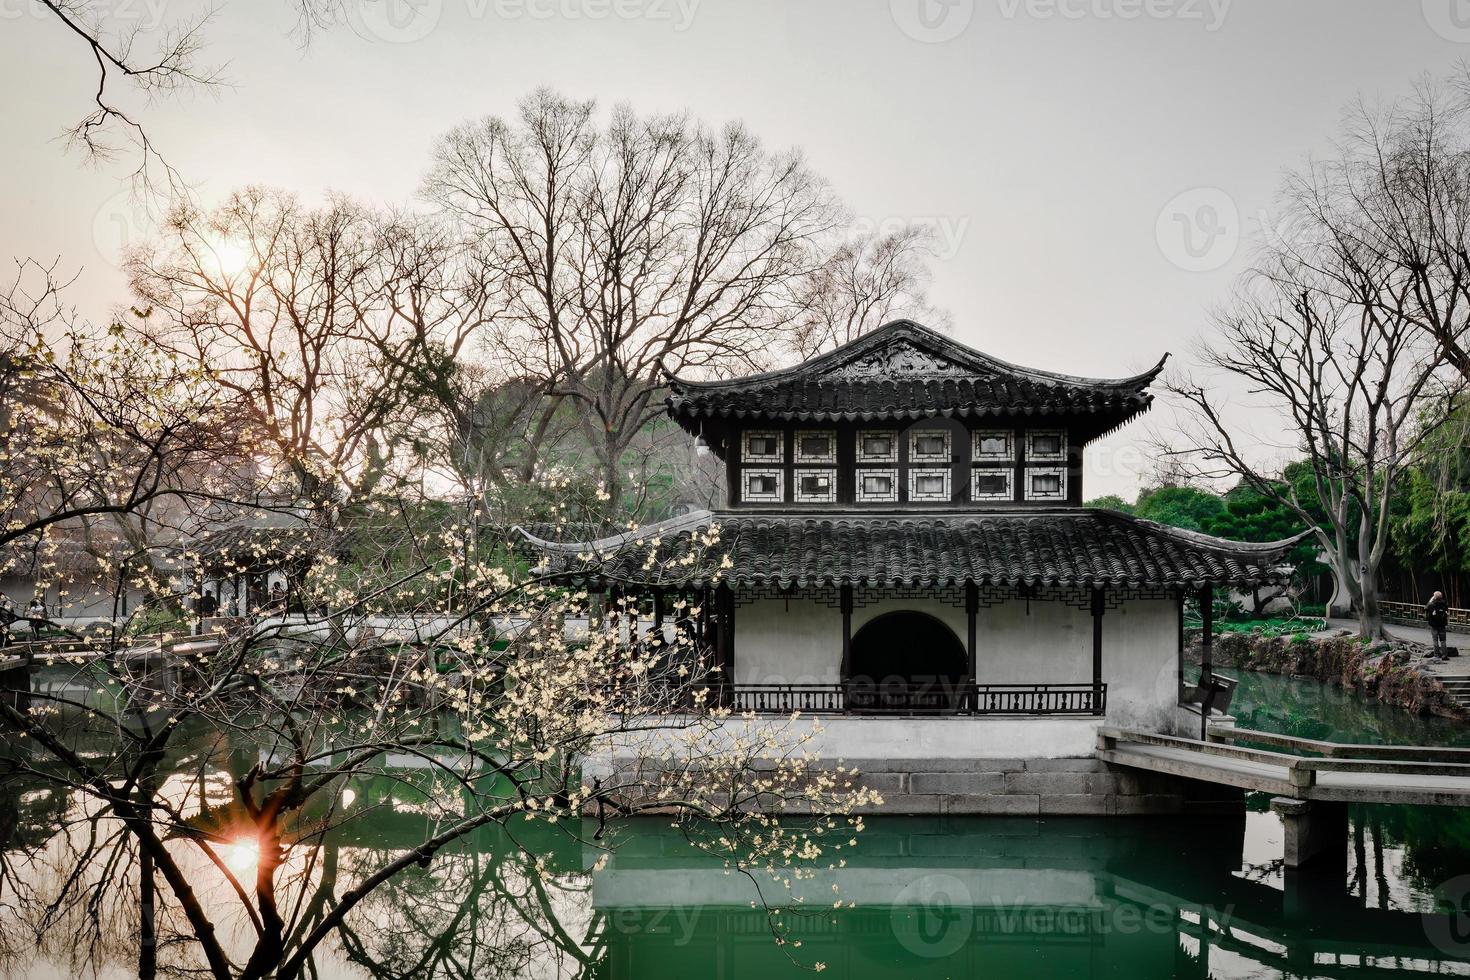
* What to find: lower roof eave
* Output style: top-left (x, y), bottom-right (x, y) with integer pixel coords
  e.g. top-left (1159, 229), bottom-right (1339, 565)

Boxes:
top-left (555, 572), bottom-right (1283, 591)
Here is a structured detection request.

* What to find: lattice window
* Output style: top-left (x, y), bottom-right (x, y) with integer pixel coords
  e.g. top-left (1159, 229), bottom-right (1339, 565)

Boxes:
top-left (1026, 429), bottom-right (1067, 462)
top-left (794, 468), bottom-right (837, 503)
top-left (1024, 467), bottom-right (1067, 501)
top-left (857, 430), bottom-right (898, 463)
top-left (909, 429), bottom-right (951, 463)
top-left (851, 584), bottom-right (966, 608)
top-left (973, 429), bottom-right (1014, 462)
top-left (794, 430), bottom-right (836, 464)
top-left (856, 468), bottom-right (898, 503)
top-left (742, 468), bottom-right (784, 502)
top-left (742, 430), bottom-right (783, 463)
top-left (970, 468), bottom-right (1013, 502)
top-left (908, 468), bottom-right (952, 502)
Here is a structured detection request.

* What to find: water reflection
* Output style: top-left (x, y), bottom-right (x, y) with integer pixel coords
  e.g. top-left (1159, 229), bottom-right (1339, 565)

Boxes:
top-left (3, 667), bottom-right (1470, 978)
top-left (4, 773), bottom-right (1470, 980)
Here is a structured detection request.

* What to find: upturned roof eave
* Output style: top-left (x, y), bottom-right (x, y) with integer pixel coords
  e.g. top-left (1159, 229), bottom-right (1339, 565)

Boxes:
top-left (663, 319), bottom-right (1169, 395)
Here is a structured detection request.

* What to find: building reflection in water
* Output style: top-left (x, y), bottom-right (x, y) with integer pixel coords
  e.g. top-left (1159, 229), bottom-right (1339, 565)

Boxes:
top-left (2, 760), bottom-right (1469, 979)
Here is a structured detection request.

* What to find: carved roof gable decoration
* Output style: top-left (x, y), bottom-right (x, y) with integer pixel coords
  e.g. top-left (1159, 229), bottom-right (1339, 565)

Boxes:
top-left (820, 337), bottom-right (984, 381)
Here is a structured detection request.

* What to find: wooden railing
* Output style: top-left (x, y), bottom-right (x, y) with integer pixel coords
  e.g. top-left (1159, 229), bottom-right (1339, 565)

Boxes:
top-left (721, 682), bottom-right (1106, 717)
top-left (1381, 599), bottom-right (1470, 633)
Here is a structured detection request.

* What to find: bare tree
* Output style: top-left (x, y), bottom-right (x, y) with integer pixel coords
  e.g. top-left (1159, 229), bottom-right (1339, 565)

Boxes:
top-left (127, 189), bottom-right (488, 506)
top-left (1284, 73), bottom-right (1470, 380)
top-left (786, 225), bottom-right (943, 360)
top-left (1168, 241), bottom-right (1461, 638)
top-left (423, 89), bottom-right (842, 514)
top-left (30, 0), bottom-right (383, 191)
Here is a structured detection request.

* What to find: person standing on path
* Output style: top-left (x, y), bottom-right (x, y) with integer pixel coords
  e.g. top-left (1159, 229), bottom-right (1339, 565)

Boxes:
top-left (1427, 591), bottom-right (1450, 656)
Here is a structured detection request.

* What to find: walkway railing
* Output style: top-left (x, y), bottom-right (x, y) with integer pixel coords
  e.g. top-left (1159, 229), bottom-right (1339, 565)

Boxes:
top-left (721, 682), bottom-right (1105, 716)
top-left (1381, 599), bottom-right (1470, 633)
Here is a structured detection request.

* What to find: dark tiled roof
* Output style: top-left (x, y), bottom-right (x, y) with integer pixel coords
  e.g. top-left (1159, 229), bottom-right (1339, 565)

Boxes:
top-left (518, 510), bottom-right (1307, 589)
top-left (666, 320), bottom-right (1165, 425)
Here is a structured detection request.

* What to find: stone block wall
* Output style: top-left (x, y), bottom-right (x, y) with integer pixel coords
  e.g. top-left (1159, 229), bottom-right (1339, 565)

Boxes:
top-left (842, 757), bottom-right (1243, 816)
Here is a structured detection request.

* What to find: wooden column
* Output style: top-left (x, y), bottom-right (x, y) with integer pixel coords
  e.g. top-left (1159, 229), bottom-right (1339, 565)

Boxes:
top-left (964, 581), bottom-right (976, 714)
top-left (625, 587), bottom-right (638, 650)
top-left (1176, 589), bottom-right (1186, 702)
top-left (696, 586), bottom-right (711, 681)
top-left (715, 583), bottom-right (734, 707)
top-left (839, 583), bottom-right (854, 681)
top-left (1091, 586), bottom-right (1105, 715)
top-left (1200, 583), bottom-right (1215, 681)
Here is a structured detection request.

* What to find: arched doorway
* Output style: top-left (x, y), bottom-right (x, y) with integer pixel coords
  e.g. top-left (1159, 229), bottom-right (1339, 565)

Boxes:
top-left (847, 611), bottom-right (967, 712)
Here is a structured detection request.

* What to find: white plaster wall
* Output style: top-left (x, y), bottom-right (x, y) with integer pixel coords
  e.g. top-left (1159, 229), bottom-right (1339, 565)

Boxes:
top-left (0, 576), bottom-right (142, 620)
top-left (731, 591), bottom-right (1182, 728)
top-left (1102, 598), bottom-right (1181, 728)
top-left (973, 596), bottom-right (1090, 685)
top-left (735, 596), bottom-right (842, 684)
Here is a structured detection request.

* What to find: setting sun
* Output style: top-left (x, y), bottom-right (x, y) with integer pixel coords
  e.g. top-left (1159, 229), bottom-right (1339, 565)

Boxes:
top-left (224, 837), bottom-right (260, 875)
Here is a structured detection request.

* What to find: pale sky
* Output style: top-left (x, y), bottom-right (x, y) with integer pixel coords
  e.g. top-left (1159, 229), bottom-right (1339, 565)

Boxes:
top-left (4, 0), bottom-right (1466, 499)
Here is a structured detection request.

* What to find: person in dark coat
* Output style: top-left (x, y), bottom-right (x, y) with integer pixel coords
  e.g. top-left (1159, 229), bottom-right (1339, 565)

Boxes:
top-left (1427, 591), bottom-right (1450, 655)
top-left (196, 588), bottom-right (218, 617)
top-left (25, 599), bottom-right (46, 637)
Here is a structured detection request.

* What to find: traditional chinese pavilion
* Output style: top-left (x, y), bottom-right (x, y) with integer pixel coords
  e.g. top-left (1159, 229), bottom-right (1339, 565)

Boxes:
top-left (523, 321), bottom-right (1305, 813)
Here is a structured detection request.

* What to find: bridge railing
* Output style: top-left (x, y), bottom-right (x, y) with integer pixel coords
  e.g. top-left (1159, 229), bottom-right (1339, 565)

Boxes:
top-left (1102, 726), bottom-right (1470, 794)
top-left (1208, 725), bottom-right (1470, 762)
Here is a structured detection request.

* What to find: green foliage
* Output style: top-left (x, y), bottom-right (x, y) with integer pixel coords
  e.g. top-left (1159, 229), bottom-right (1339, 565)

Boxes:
top-left (1134, 485), bottom-right (1226, 532)
top-left (1210, 617), bottom-right (1326, 637)
top-left (1083, 494), bottom-right (1134, 514)
top-left (1391, 462), bottom-right (1470, 577)
top-left (1128, 477), bottom-right (1326, 583)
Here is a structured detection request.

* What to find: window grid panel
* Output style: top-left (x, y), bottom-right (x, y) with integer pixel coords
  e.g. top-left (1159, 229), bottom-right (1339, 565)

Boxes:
top-left (794, 430), bottom-right (836, 464)
top-left (971, 468), bottom-right (1014, 501)
top-left (794, 467), bottom-right (837, 503)
top-left (908, 468), bottom-right (953, 502)
top-left (742, 430), bottom-right (784, 463)
top-left (1024, 466), bottom-right (1068, 501)
top-left (856, 468), bottom-right (899, 503)
top-left (972, 429), bottom-right (1014, 462)
top-left (857, 429), bottom-right (898, 463)
top-left (743, 468), bottom-right (784, 502)
top-left (1025, 429), bottom-right (1067, 462)
top-left (909, 429), bottom-right (951, 463)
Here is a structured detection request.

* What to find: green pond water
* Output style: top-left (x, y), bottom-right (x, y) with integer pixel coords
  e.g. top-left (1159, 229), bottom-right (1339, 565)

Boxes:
top-left (5, 669), bottom-right (1470, 979)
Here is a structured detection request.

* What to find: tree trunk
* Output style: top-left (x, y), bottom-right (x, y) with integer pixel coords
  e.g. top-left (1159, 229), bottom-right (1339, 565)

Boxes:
top-left (1357, 562), bottom-right (1385, 640)
top-left (601, 436), bottom-right (624, 519)
top-left (1328, 548), bottom-right (1359, 620)
top-left (138, 845), bottom-right (157, 980)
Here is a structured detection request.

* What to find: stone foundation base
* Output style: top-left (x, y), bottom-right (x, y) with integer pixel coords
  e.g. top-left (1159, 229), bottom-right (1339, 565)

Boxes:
top-left (844, 757), bottom-right (1243, 816)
